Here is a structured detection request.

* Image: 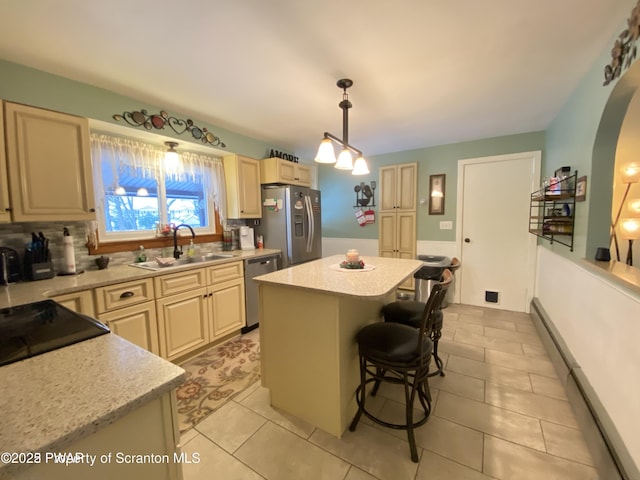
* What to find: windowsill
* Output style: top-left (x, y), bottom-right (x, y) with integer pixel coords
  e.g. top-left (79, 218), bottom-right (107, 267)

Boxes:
top-left (87, 233), bottom-right (222, 255)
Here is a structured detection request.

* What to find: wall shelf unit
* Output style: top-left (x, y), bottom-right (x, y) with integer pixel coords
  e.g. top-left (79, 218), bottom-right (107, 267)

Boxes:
top-left (529, 171), bottom-right (577, 251)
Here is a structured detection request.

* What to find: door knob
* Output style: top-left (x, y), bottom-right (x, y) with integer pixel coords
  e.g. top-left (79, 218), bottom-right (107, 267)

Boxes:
top-left (464, 238), bottom-right (470, 243)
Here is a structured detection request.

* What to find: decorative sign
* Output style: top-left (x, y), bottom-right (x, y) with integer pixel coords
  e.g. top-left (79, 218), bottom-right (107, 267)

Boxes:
top-left (269, 149), bottom-right (298, 163)
top-left (113, 109), bottom-right (226, 148)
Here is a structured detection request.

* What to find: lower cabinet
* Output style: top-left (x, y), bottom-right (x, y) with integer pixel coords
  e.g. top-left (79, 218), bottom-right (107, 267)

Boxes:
top-left (51, 290), bottom-right (95, 317)
top-left (209, 277), bottom-right (245, 339)
top-left (99, 302), bottom-right (160, 356)
top-left (50, 260), bottom-right (246, 362)
top-left (156, 287), bottom-right (210, 361)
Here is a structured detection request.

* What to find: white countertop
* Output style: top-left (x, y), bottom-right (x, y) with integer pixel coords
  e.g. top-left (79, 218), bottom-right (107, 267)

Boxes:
top-left (0, 248), bottom-right (281, 309)
top-left (0, 333), bottom-right (185, 478)
top-left (254, 255), bottom-right (423, 300)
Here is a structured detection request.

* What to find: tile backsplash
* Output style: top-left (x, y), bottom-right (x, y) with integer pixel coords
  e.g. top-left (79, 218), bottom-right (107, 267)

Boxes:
top-left (0, 221), bottom-right (225, 275)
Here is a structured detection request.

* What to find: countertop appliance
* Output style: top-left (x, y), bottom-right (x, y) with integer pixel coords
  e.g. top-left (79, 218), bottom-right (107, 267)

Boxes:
top-left (0, 300), bottom-right (110, 367)
top-left (254, 185), bottom-right (322, 269)
top-left (242, 253), bottom-right (280, 333)
top-left (240, 225), bottom-right (255, 250)
top-left (0, 247), bottom-right (21, 285)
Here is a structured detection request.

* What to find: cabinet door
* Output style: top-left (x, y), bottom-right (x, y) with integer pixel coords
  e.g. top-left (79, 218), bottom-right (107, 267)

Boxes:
top-left (51, 290), bottom-right (95, 317)
top-left (379, 166), bottom-right (397, 211)
top-left (99, 302), bottom-right (160, 355)
top-left (4, 102), bottom-right (96, 222)
top-left (209, 278), bottom-right (245, 340)
top-left (224, 155), bottom-right (261, 218)
top-left (397, 212), bottom-right (417, 256)
top-left (296, 164), bottom-right (312, 186)
top-left (156, 287), bottom-right (209, 360)
top-left (397, 163), bottom-right (417, 211)
top-left (0, 104), bottom-right (11, 223)
top-left (239, 156), bottom-right (261, 217)
top-left (277, 159), bottom-right (297, 183)
top-left (378, 212), bottom-right (397, 257)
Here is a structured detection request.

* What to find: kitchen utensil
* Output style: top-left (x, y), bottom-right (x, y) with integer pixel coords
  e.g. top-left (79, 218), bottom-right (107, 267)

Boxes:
top-left (370, 181), bottom-right (376, 206)
top-left (354, 185), bottom-right (361, 205)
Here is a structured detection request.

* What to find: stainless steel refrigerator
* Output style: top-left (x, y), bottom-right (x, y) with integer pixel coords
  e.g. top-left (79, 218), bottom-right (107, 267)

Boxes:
top-left (254, 185), bottom-right (322, 269)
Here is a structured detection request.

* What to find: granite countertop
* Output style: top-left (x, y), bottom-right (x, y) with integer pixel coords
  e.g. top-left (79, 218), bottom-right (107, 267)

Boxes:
top-left (0, 333), bottom-right (185, 478)
top-left (0, 248), bottom-right (281, 309)
top-left (254, 254), bottom-right (423, 300)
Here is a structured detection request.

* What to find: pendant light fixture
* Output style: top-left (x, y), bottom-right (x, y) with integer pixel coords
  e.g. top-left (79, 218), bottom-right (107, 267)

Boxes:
top-left (164, 141), bottom-right (180, 171)
top-left (314, 79), bottom-right (369, 175)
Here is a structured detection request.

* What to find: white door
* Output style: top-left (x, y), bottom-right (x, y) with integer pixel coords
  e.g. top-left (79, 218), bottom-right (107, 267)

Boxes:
top-left (456, 152), bottom-right (540, 312)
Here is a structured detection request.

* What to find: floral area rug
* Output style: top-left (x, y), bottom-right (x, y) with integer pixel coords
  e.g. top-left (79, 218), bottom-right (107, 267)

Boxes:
top-left (175, 330), bottom-right (260, 433)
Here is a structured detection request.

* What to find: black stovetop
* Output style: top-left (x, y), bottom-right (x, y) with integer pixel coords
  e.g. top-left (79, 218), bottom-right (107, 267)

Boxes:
top-left (0, 300), bottom-right (110, 367)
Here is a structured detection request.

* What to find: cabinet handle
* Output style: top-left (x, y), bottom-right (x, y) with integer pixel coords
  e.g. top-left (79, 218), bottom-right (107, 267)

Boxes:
top-left (464, 238), bottom-right (471, 243)
top-left (4, 208), bottom-right (11, 212)
top-left (119, 291), bottom-right (135, 298)
top-left (89, 208), bottom-right (96, 212)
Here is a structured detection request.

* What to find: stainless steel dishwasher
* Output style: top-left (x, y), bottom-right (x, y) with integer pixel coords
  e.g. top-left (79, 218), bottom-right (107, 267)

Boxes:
top-left (242, 253), bottom-right (280, 333)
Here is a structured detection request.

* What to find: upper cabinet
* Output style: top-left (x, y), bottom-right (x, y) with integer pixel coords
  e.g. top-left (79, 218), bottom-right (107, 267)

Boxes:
top-left (0, 103), bottom-right (11, 223)
top-left (223, 154), bottom-right (262, 218)
top-left (4, 102), bottom-right (96, 222)
top-left (260, 157), bottom-right (311, 187)
top-left (379, 163), bottom-right (418, 211)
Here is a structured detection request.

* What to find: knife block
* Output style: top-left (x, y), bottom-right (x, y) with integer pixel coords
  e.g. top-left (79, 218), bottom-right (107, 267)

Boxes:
top-left (25, 260), bottom-right (55, 281)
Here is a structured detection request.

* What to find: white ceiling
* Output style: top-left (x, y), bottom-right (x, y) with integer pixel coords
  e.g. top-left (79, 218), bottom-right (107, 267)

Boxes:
top-left (0, 0), bottom-right (631, 159)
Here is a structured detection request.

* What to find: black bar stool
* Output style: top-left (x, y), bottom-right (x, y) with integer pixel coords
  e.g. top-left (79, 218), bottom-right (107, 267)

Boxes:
top-left (349, 270), bottom-right (452, 462)
top-left (381, 259), bottom-right (460, 376)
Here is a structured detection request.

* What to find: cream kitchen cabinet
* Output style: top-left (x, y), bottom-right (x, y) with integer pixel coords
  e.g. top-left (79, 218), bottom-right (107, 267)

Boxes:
top-left (207, 262), bottom-right (245, 340)
top-left (155, 268), bottom-right (209, 360)
top-left (3, 101), bottom-right (96, 222)
top-left (51, 290), bottom-right (95, 317)
top-left (155, 261), bottom-right (245, 361)
top-left (223, 154), bottom-right (262, 218)
top-left (156, 286), bottom-right (210, 360)
top-left (99, 302), bottom-right (160, 355)
top-left (260, 157), bottom-right (312, 186)
top-left (379, 163), bottom-right (417, 211)
top-left (0, 102), bottom-right (11, 223)
top-left (379, 163), bottom-right (417, 290)
top-left (95, 278), bottom-right (159, 355)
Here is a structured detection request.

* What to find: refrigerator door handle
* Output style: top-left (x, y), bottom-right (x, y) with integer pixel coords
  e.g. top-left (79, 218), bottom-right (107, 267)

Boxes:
top-left (305, 195), bottom-right (314, 253)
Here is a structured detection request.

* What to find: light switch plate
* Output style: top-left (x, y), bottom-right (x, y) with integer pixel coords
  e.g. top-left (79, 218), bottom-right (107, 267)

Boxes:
top-left (440, 221), bottom-right (453, 230)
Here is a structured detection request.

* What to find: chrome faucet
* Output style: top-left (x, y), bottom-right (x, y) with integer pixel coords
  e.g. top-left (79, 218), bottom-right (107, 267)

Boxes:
top-left (173, 223), bottom-right (196, 259)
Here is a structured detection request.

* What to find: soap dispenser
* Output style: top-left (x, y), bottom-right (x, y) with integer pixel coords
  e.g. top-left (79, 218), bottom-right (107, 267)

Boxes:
top-left (187, 239), bottom-right (196, 258)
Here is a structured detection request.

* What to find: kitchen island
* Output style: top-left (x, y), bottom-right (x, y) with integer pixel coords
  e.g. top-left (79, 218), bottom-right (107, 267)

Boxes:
top-left (255, 254), bottom-right (423, 437)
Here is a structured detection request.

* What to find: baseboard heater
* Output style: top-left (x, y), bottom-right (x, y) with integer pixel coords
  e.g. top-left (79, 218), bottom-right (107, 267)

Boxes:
top-left (531, 298), bottom-right (639, 480)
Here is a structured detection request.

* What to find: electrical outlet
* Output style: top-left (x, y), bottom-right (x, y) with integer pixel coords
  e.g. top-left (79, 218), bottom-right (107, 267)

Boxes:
top-left (440, 221), bottom-right (453, 230)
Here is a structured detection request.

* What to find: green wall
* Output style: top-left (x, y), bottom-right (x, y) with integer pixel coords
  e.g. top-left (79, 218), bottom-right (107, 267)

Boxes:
top-left (319, 132), bottom-right (545, 240)
top-left (0, 60), bottom-right (280, 159)
top-left (544, 14), bottom-right (638, 260)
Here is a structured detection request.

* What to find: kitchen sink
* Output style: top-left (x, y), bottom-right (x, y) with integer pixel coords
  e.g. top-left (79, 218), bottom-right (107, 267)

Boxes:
top-left (129, 253), bottom-right (237, 271)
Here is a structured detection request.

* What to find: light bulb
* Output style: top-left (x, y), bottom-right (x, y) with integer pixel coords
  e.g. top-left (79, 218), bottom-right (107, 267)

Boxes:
top-left (621, 162), bottom-right (640, 184)
top-left (335, 149), bottom-right (353, 170)
top-left (628, 198), bottom-right (640, 214)
top-left (352, 156), bottom-right (370, 175)
top-left (314, 138), bottom-right (337, 164)
top-left (114, 186), bottom-right (125, 195)
top-left (620, 218), bottom-right (640, 239)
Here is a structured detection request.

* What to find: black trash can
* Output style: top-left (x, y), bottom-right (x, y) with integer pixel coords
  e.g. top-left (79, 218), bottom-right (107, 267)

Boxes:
top-left (414, 255), bottom-right (451, 306)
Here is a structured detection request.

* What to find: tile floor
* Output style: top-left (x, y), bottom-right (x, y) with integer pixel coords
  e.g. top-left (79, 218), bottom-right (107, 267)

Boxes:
top-left (179, 304), bottom-right (601, 480)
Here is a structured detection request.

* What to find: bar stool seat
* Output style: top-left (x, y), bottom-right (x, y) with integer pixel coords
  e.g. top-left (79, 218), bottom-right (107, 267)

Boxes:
top-left (349, 271), bottom-right (452, 462)
top-left (382, 301), bottom-right (445, 376)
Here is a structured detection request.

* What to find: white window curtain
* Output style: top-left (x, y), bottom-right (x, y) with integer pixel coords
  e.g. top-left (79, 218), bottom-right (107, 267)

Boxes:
top-left (90, 133), bottom-right (227, 225)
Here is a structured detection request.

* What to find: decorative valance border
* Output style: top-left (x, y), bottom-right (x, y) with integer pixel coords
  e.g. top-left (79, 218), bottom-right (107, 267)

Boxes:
top-left (113, 109), bottom-right (226, 148)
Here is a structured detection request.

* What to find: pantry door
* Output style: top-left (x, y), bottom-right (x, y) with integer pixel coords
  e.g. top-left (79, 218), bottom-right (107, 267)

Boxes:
top-left (456, 151), bottom-right (540, 312)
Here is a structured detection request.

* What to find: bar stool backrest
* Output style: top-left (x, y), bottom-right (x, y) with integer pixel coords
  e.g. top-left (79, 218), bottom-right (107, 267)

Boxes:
top-left (417, 269), bottom-right (452, 360)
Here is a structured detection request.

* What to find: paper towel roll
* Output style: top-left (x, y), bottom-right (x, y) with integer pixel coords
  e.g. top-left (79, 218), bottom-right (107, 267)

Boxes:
top-left (62, 236), bottom-right (76, 274)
